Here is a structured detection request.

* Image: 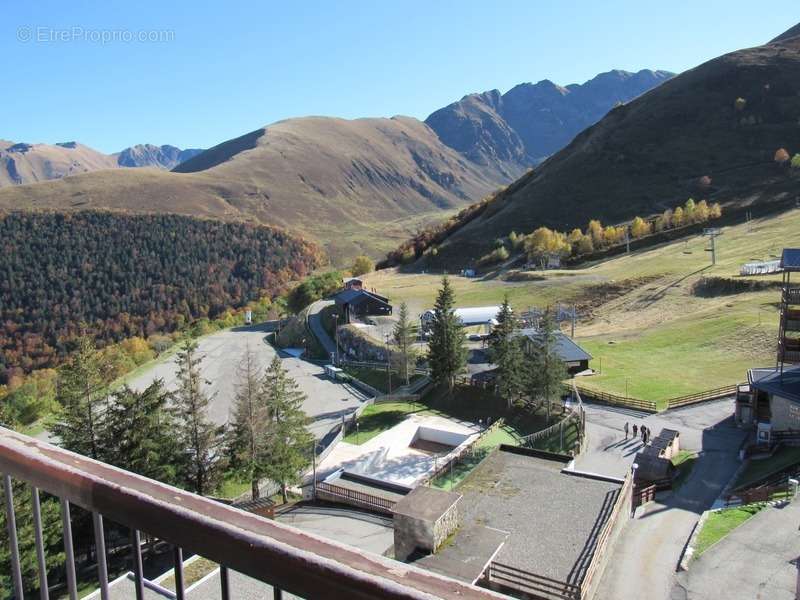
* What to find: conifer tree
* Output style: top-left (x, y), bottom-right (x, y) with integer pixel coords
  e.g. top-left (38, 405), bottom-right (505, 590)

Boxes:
top-left (392, 302), bottom-right (418, 386)
top-left (261, 356), bottom-right (313, 503)
top-left (526, 311), bottom-right (568, 422)
top-left (488, 295), bottom-right (525, 408)
top-left (427, 276), bottom-right (468, 393)
top-left (50, 336), bottom-right (112, 460)
top-left (1, 480), bottom-right (64, 595)
top-left (103, 381), bottom-right (180, 485)
top-left (227, 348), bottom-right (270, 499)
top-left (174, 339), bottom-right (224, 496)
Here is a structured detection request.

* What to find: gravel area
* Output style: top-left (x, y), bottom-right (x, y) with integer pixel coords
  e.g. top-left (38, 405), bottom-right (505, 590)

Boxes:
top-left (457, 449), bottom-right (621, 585)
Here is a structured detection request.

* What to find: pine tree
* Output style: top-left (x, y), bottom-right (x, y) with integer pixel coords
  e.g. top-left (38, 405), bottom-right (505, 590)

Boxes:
top-left (392, 302), bottom-right (418, 386)
top-left (526, 311), bottom-right (568, 422)
top-left (227, 348), bottom-right (270, 499)
top-left (0, 481), bottom-right (64, 596)
top-left (427, 276), bottom-right (468, 393)
top-left (50, 336), bottom-right (111, 460)
top-left (103, 381), bottom-right (180, 485)
top-left (261, 357), bottom-right (313, 503)
top-left (488, 295), bottom-right (526, 408)
top-left (173, 339), bottom-right (224, 496)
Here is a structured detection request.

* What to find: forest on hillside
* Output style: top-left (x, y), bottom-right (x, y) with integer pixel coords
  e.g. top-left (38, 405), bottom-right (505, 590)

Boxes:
top-left (0, 211), bottom-right (323, 381)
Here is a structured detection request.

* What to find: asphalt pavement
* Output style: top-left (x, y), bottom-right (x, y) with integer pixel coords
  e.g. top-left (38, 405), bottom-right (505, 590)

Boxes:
top-left (126, 323), bottom-right (368, 439)
top-left (583, 398), bottom-right (748, 600)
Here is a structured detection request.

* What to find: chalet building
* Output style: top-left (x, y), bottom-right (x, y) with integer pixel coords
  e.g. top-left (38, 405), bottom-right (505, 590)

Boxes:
top-left (736, 249), bottom-right (800, 441)
top-left (343, 276), bottom-right (364, 291)
top-left (517, 328), bottom-right (593, 375)
top-left (333, 288), bottom-right (392, 323)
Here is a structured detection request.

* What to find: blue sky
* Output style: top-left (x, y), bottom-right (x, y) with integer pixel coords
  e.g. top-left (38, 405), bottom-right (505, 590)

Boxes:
top-left (2, 1), bottom-right (797, 153)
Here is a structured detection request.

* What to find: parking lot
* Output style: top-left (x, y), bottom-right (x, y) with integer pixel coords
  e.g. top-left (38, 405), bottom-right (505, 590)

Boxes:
top-left (126, 324), bottom-right (369, 439)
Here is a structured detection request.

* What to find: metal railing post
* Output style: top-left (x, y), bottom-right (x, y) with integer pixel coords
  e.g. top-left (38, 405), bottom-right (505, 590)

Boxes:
top-left (220, 566), bottom-right (230, 600)
top-left (31, 487), bottom-right (49, 600)
top-left (173, 546), bottom-right (185, 600)
top-left (130, 529), bottom-right (145, 600)
top-left (3, 474), bottom-right (25, 600)
top-left (60, 499), bottom-right (78, 600)
top-left (92, 513), bottom-right (110, 600)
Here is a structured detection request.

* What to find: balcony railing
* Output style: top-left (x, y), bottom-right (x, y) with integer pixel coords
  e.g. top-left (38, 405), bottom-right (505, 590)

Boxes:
top-left (0, 426), bottom-right (506, 600)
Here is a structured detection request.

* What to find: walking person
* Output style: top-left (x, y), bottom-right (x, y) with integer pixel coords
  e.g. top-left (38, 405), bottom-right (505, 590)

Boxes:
top-left (632, 423), bottom-right (638, 439)
top-left (624, 422), bottom-right (629, 439)
top-left (641, 425), bottom-right (648, 443)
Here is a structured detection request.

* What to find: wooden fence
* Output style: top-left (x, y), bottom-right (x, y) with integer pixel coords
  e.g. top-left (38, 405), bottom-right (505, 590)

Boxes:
top-left (572, 385), bottom-right (658, 413)
top-left (518, 407), bottom-right (585, 456)
top-left (486, 561), bottom-right (580, 600)
top-left (666, 385), bottom-right (738, 409)
top-left (579, 473), bottom-right (633, 600)
top-left (315, 481), bottom-right (396, 515)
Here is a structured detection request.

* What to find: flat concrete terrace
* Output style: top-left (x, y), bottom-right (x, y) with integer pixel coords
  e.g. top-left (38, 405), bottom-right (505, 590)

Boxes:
top-left (456, 448), bottom-right (622, 586)
top-left (316, 414), bottom-right (482, 488)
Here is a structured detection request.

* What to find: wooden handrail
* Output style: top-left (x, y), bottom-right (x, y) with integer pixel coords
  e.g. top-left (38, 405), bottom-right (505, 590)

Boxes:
top-left (0, 427), bottom-right (505, 600)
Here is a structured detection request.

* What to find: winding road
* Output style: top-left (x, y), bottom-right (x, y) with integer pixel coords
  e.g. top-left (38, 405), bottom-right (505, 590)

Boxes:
top-left (578, 398), bottom-right (747, 600)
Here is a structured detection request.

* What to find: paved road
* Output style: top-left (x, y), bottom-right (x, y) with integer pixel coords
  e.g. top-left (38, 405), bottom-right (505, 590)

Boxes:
top-left (126, 324), bottom-right (368, 439)
top-left (581, 398), bottom-right (748, 600)
top-left (673, 500), bottom-right (800, 599)
top-left (307, 300), bottom-right (337, 359)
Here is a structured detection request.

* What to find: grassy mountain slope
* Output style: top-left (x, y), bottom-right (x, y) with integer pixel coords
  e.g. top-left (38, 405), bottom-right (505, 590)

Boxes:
top-left (0, 116), bottom-right (507, 262)
top-left (0, 141), bottom-right (117, 186)
top-left (365, 206), bottom-right (800, 404)
top-left (423, 30), bottom-right (800, 267)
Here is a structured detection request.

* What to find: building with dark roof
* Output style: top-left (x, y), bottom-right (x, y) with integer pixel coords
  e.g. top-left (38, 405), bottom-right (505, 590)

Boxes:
top-left (517, 329), bottom-right (593, 374)
top-left (333, 288), bottom-right (392, 322)
top-left (736, 249), bottom-right (800, 438)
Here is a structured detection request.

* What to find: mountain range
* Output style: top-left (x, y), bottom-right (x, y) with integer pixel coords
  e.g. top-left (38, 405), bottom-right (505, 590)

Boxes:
top-left (0, 69), bottom-right (672, 262)
top-left (420, 24), bottom-right (800, 266)
top-left (0, 141), bottom-right (203, 186)
top-left (425, 69), bottom-right (673, 177)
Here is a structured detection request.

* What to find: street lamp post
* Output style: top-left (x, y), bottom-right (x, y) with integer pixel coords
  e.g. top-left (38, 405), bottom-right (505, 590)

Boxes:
top-left (333, 313), bottom-right (339, 365)
top-left (385, 333), bottom-right (392, 395)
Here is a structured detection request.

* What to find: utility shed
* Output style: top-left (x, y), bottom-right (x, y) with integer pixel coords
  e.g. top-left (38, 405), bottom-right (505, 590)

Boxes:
top-left (393, 486), bottom-right (462, 562)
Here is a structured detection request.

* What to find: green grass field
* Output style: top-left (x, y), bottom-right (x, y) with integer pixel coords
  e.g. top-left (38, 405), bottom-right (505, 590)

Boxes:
top-left (694, 503), bottom-right (764, 557)
top-left (365, 208), bottom-right (800, 401)
top-left (431, 425), bottom-right (519, 491)
top-left (343, 385), bottom-right (547, 445)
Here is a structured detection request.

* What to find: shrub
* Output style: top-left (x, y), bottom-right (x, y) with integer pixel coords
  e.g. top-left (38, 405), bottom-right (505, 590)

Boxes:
top-left (791, 154), bottom-right (800, 169)
top-left (734, 97), bottom-right (747, 111)
top-left (350, 255), bottom-right (375, 277)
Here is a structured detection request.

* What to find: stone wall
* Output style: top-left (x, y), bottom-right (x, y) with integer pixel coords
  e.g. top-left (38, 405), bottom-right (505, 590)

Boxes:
top-left (338, 325), bottom-right (389, 362)
top-left (432, 500), bottom-right (461, 552)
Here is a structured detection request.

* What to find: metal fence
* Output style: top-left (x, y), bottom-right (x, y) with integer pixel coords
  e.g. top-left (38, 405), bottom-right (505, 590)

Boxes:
top-left (315, 481), bottom-right (397, 515)
top-left (0, 427), bottom-right (505, 600)
top-left (486, 561), bottom-right (580, 600)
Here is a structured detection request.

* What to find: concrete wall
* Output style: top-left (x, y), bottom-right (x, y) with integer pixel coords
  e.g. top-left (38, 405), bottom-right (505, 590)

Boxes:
top-left (415, 426), bottom-right (471, 447)
top-left (770, 395), bottom-right (800, 430)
